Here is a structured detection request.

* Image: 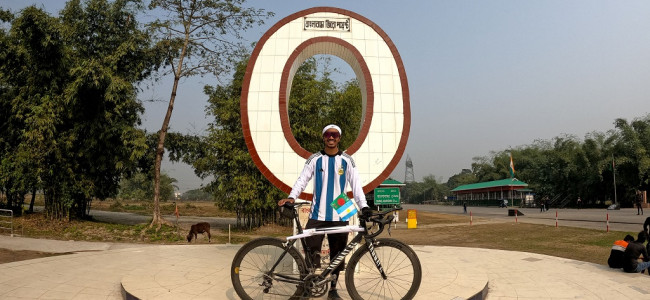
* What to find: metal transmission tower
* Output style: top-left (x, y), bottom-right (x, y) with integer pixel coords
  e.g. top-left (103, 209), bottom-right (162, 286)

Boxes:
top-left (405, 155), bottom-right (415, 183)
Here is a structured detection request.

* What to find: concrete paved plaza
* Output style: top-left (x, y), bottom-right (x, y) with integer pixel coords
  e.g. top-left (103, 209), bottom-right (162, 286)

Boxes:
top-left (2, 206), bottom-right (650, 299)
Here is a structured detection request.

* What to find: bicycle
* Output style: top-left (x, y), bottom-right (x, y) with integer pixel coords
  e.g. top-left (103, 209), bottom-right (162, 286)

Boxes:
top-left (231, 200), bottom-right (422, 299)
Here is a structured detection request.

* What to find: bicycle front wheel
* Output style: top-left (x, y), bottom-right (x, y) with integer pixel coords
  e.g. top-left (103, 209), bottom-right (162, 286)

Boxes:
top-left (231, 237), bottom-right (307, 299)
top-left (345, 238), bottom-right (422, 300)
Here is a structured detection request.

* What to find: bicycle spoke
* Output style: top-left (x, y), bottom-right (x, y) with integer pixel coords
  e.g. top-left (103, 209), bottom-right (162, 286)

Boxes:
top-left (346, 239), bottom-right (421, 300)
top-left (232, 238), bottom-right (306, 300)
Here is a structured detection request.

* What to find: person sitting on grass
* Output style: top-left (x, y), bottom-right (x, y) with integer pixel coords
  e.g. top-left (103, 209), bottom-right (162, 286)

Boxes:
top-left (623, 231), bottom-right (650, 274)
top-left (608, 234), bottom-right (635, 268)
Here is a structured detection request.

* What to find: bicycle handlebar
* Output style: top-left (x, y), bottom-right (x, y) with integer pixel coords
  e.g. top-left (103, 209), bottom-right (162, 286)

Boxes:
top-left (281, 202), bottom-right (402, 238)
top-left (362, 206), bottom-right (401, 238)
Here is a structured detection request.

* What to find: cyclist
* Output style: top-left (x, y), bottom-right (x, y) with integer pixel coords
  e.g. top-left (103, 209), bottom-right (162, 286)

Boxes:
top-left (278, 124), bottom-right (371, 300)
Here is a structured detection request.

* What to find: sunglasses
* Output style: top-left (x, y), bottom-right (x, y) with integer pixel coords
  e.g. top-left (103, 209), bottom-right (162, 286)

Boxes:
top-left (323, 132), bottom-right (340, 139)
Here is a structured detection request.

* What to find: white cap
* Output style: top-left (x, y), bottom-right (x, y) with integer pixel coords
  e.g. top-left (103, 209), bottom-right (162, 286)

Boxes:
top-left (322, 124), bottom-right (342, 135)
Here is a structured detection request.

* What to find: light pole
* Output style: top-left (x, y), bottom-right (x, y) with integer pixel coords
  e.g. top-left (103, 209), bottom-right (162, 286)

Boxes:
top-left (613, 155), bottom-right (618, 206)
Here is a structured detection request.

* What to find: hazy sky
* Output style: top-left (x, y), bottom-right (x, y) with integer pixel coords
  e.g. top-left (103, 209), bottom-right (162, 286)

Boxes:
top-left (5, 1), bottom-right (650, 192)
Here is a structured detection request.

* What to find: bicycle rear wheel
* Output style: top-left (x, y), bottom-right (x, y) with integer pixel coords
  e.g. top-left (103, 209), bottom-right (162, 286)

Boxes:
top-left (345, 238), bottom-right (422, 300)
top-left (231, 237), bottom-right (307, 299)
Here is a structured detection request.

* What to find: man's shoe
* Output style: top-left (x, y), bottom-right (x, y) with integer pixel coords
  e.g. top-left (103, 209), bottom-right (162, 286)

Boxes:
top-left (327, 289), bottom-right (343, 300)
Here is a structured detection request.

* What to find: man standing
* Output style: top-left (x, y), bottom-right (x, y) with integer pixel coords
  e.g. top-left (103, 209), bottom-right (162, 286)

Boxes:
top-left (278, 124), bottom-right (370, 300)
top-left (637, 191), bottom-right (644, 215)
top-left (544, 196), bottom-right (551, 211)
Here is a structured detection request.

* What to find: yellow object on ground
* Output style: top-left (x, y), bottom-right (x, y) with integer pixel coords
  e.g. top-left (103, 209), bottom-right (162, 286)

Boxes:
top-left (407, 209), bottom-right (417, 229)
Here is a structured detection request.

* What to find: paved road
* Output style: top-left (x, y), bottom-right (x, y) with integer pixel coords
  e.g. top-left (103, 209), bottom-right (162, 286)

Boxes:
top-left (32, 206), bottom-right (237, 228)
top-left (41, 204), bottom-right (649, 232)
top-left (32, 204), bottom-right (647, 233)
top-left (89, 209), bottom-right (237, 228)
top-left (402, 204), bottom-right (648, 233)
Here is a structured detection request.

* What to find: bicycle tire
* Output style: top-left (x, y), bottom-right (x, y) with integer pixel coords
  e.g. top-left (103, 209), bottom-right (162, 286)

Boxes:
top-left (231, 237), bottom-right (307, 299)
top-left (345, 238), bottom-right (422, 300)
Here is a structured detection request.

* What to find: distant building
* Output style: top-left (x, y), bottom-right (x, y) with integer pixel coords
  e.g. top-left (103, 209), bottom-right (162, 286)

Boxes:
top-left (451, 178), bottom-right (532, 207)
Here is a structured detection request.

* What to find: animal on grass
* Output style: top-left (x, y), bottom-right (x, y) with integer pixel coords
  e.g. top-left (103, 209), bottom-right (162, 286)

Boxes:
top-left (187, 222), bottom-right (211, 243)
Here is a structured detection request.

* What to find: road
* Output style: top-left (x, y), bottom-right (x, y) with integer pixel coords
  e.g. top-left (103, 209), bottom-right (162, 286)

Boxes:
top-left (402, 204), bottom-right (648, 233)
top-left (33, 204), bottom-right (649, 232)
top-left (32, 206), bottom-right (237, 228)
top-left (89, 209), bottom-right (238, 228)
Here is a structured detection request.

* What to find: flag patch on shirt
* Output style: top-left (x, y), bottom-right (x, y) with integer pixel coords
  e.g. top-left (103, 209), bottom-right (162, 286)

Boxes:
top-left (331, 193), bottom-right (357, 221)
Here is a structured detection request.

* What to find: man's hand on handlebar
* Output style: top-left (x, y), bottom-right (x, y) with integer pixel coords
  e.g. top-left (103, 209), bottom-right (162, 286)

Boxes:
top-left (278, 198), bottom-right (295, 206)
top-left (361, 207), bottom-right (372, 220)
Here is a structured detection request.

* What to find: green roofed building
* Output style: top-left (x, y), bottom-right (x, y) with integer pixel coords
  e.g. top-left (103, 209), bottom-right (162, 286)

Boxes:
top-left (380, 179), bottom-right (406, 187)
top-left (451, 178), bottom-right (533, 207)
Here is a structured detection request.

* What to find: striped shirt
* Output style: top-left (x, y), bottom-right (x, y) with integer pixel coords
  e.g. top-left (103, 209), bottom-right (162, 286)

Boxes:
top-left (289, 150), bottom-right (368, 221)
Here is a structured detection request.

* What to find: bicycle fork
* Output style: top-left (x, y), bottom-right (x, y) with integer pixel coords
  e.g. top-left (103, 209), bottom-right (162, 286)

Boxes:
top-left (364, 238), bottom-right (388, 280)
top-left (323, 234), bottom-right (388, 280)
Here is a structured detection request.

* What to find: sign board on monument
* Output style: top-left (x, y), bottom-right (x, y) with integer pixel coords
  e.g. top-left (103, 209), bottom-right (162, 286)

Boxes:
top-left (374, 187), bottom-right (400, 205)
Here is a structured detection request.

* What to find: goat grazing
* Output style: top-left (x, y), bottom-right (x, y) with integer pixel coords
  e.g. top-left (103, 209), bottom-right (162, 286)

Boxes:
top-left (187, 222), bottom-right (211, 243)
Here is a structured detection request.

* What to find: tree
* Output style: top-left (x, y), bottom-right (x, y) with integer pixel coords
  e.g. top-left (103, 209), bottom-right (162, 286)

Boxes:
top-left (471, 153), bottom-right (502, 182)
top-left (402, 174), bottom-right (447, 204)
top-left (0, 1), bottom-right (158, 219)
top-left (288, 57), bottom-right (362, 152)
top-left (613, 115), bottom-right (650, 197)
top-left (421, 115), bottom-right (649, 208)
top-left (422, 175), bottom-right (448, 202)
top-left (119, 172), bottom-right (178, 201)
top-left (146, 0), bottom-right (272, 229)
top-left (56, 0), bottom-right (157, 218)
top-left (0, 7), bottom-right (59, 212)
top-left (446, 169), bottom-right (477, 190)
top-left (181, 188), bottom-right (212, 201)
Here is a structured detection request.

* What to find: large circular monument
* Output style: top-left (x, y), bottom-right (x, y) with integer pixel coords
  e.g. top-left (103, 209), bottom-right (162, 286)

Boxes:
top-left (241, 7), bottom-right (410, 199)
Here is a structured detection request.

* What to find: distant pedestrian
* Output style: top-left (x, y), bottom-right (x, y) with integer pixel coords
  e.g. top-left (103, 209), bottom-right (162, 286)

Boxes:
top-left (577, 197), bottom-right (582, 210)
top-left (637, 191), bottom-right (644, 215)
top-left (463, 202), bottom-right (467, 214)
top-left (540, 200), bottom-right (545, 212)
top-left (544, 197), bottom-right (551, 211)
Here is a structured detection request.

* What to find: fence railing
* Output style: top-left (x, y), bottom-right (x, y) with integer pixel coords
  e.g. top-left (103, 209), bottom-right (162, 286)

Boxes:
top-left (0, 209), bottom-right (14, 237)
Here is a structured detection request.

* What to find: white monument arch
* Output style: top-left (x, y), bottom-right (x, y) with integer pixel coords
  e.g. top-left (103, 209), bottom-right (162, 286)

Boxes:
top-left (241, 7), bottom-right (410, 199)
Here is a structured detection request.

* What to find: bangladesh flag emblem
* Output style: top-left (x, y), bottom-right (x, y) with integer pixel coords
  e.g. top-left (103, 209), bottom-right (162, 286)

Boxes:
top-left (331, 193), bottom-right (358, 221)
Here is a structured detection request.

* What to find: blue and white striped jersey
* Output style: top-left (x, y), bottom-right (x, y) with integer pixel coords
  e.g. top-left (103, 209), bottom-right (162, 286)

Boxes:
top-left (288, 150), bottom-right (368, 221)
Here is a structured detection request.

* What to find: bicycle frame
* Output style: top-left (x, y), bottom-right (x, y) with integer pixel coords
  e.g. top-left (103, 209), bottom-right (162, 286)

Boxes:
top-left (267, 205), bottom-right (392, 287)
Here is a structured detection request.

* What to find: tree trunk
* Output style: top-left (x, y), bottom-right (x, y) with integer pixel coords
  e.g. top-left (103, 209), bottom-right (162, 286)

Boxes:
top-left (86, 199), bottom-right (92, 216)
top-left (151, 34), bottom-right (189, 230)
top-left (28, 189), bottom-right (36, 213)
